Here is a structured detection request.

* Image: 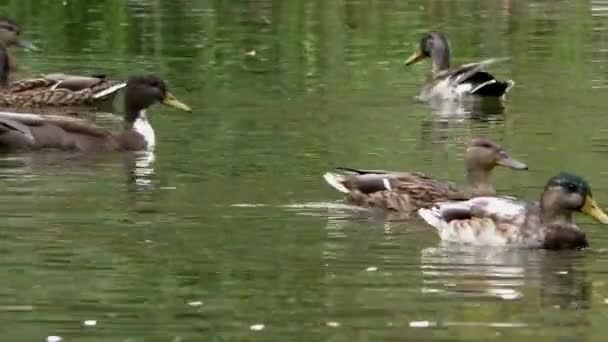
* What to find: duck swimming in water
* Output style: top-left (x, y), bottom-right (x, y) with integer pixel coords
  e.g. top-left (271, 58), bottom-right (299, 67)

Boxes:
top-left (419, 173), bottom-right (608, 249)
top-left (0, 17), bottom-right (125, 112)
top-left (405, 32), bottom-right (514, 101)
top-left (0, 75), bottom-right (190, 152)
top-left (323, 138), bottom-right (527, 217)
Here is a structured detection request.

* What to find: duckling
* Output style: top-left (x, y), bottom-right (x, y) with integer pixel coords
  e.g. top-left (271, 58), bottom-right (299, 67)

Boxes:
top-left (419, 173), bottom-right (608, 249)
top-left (0, 75), bottom-right (190, 152)
top-left (323, 138), bottom-right (527, 216)
top-left (405, 32), bottom-right (514, 101)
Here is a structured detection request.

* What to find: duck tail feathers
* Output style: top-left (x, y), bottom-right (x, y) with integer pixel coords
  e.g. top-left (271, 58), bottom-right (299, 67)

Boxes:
top-left (418, 206), bottom-right (444, 231)
top-left (323, 172), bottom-right (350, 193)
top-left (505, 80), bottom-right (515, 93)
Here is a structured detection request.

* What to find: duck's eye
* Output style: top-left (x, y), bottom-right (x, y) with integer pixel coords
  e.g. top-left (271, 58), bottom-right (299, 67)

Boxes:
top-left (565, 183), bottom-right (578, 193)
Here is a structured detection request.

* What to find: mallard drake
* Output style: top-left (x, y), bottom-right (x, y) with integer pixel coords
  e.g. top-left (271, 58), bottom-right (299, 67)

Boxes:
top-left (0, 75), bottom-right (190, 152)
top-left (323, 138), bottom-right (527, 216)
top-left (419, 173), bottom-right (608, 249)
top-left (405, 32), bottom-right (514, 101)
top-left (0, 18), bottom-right (125, 111)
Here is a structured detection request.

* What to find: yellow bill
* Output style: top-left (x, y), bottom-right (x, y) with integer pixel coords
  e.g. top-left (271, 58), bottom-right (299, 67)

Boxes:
top-left (405, 49), bottom-right (426, 66)
top-left (581, 195), bottom-right (608, 224)
top-left (162, 92), bottom-right (191, 112)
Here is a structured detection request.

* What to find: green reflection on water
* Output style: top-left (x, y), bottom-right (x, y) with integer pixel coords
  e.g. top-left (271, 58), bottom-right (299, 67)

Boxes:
top-left (0, 0), bottom-right (608, 341)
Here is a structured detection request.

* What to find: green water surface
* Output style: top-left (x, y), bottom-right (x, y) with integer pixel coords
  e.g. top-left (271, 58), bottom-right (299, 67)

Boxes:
top-left (2, 0), bottom-right (608, 341)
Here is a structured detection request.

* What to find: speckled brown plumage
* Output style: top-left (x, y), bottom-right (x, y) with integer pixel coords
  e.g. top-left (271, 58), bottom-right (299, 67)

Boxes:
top-left (323, 139), bottom-right (527, 217)
top-left (0, 18), bottom-right (125, 111)
top-left (0, 74), bottom-right (125, 109)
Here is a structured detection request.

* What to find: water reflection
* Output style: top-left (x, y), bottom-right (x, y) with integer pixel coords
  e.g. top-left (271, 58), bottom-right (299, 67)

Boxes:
top-left (125, 151), bottom-right (156, 190)
top-left (0, 150), bottom-right (158, 194)
top-left (421, 244), bottom-right (591, 309)
top-left (430, 98), bottom-right (505, 119)
top-left (417, 95), bottom-right (507, 148)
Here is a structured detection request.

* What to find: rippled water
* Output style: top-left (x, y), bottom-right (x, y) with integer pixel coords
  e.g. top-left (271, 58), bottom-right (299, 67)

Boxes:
top-left (3, 0), bottom-right (608, 341)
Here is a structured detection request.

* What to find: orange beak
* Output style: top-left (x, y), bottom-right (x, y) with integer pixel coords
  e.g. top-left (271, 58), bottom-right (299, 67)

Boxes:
top-left (405, 49), bottom-right (426, 66)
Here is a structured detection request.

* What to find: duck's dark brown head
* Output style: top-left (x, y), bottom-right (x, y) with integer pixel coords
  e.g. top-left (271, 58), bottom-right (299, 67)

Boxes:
top-left (124, 75), bottom-right (191, 121)
top-left (543, 172), bottom-right (608, 224)
top-left (0, 17), bottom-right (37, 50)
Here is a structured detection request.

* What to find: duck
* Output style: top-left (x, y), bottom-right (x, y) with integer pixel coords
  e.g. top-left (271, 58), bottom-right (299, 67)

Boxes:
top-left (419, 172), bottom-right (608, 249)
top-left (0, 75), bottom-right (190, 152)
top-left (0, 18), bottom-right (125, 112)
top-left (323, 138), bottom-right (527, 216)
top-left (405, 32), bottom-right (514, 101)
top-left (0, 16), bottom-right (37, 61)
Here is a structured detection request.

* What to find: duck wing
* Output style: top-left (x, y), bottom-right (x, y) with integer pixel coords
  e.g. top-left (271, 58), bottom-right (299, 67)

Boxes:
top-left (435, 58), bottom-right (507, 84)
top-left (432, 58), bottom-right (513, 97)
top-left (7, 74), bottom-right (126, 107)
top-left (0, 116), bottom-right (35, 148)
top-left (0, 112), bottom-right (110, 137)
top-left (323, 168), bottom-right (464, 212)
top-left (418, 196), bottom-right (540, 247)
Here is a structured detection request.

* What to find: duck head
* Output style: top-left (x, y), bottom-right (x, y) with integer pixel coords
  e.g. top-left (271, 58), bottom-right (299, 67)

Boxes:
top-left (542, 173), bottom-right (608, 224)
top-left (0, 17), bottom-right (37, 88)
top-left (464, 138), bottom-right (527, 195)
top-left (0, 17), bottom-right (37, 50)
top-left (124, 75), bottom-right (191, 124)
top-left (405, 31), bottom-right (451, 73)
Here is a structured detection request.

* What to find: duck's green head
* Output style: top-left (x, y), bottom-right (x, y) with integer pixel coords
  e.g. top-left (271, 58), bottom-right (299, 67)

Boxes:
top-left (545, 172), bottom-right (608, 224)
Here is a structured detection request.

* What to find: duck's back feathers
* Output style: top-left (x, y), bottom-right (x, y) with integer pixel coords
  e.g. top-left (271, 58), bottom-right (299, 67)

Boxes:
top-left (0, 112), bottom-right (115, 151)
top-left (4, 74), bottom-right (126, 109)
top-left (419, 197), bottom-right (537, 247)
top-left (424, 58), bottom-right (513, 100)
top-left (323, 168), bottom-right (464, 213)
top-left (323, 171), bottom-right (393, 194)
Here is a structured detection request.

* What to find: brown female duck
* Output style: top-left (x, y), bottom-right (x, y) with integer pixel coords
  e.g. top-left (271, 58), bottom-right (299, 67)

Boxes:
top-left (405, 32), bottom-right (514, 101)
top-left (419, 173), bottom-right (608, 249)
top-left (0, 18), bottom-right (125, 111)
top-left (323, 139), bottom-right (527, 216)
top-left (0, 75), bottom-right (190, 152)
top-left (0, 16), bottom-right (36, 52)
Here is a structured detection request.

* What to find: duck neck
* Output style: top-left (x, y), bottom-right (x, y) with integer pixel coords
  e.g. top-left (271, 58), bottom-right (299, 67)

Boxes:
top-left (540, 191), bottom-right (573, 225)
top-left (430, 46), bottom-right (450, 73)
top-left (124, 106), bottom-right (142, 129)
top-left (466, 167), bottom-right (495, 196)
top-left (0, 46), bottom-right (9, 89)
top-left (125, 109), bottom-right (156, 149)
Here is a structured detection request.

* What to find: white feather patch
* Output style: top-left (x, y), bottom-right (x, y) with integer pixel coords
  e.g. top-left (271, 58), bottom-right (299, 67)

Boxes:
top-left (92, 82), bottom-right (127, 99)
top-left (133, 110), bottom-right (155, 150)
top-left (323, 173), bottom-right (350, 193)
top-left (382, 178), bottom-right (392, 191)
top-left (470, 79), bottom-right (497, 94)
